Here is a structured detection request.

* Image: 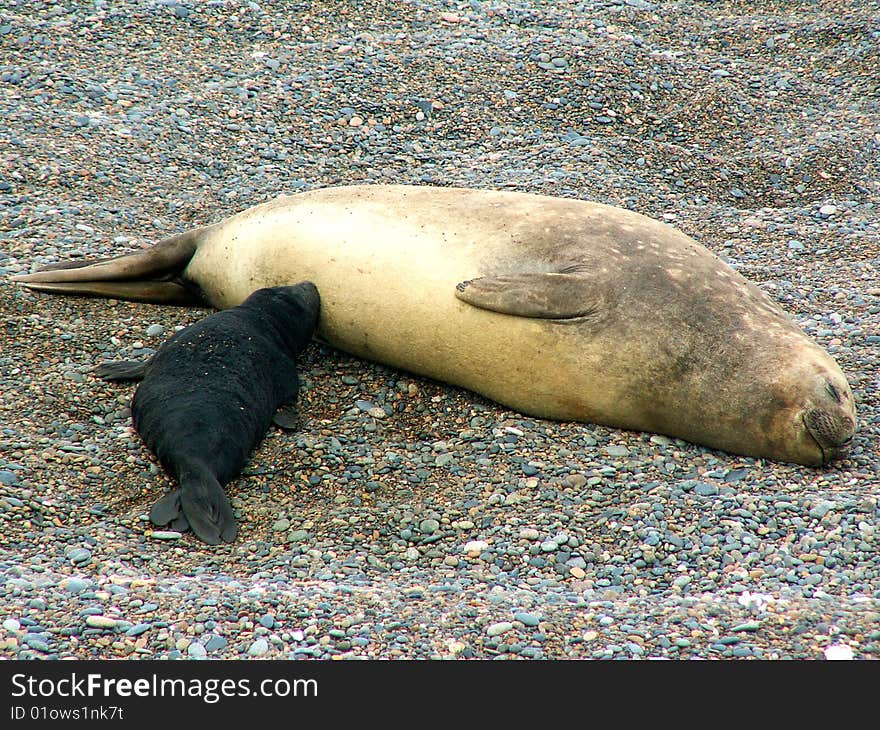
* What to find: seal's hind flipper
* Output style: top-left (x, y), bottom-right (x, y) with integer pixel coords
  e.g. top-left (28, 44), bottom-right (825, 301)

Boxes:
top-left (272, 403), bottom-right (300, 430)
top-left (12, 227), bottom-right (208, 306)
top-left (18, 279), bottom-right (205, 305)
top-left (93, 360), bottom-right (149, 382)
top-left (150, 489), bottom-right (184, 527)
top-left (178, 474), bottom-right (238, 545)
top-left (170, 514), bottom-right (190, 533)
top-left (455, 272), bottom-right (610, 320)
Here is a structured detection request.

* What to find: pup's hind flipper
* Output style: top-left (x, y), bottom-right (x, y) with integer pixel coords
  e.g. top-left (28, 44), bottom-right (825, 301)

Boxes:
top-left (179, 474), bottom-right (238, 545)
top-left (150, 489), bottom-right (184, 526)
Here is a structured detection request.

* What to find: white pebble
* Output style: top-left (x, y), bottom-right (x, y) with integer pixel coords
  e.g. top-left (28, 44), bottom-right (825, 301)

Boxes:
top-left (463, 540), bottom-right (489, 555)
top-left (823, 644), bottom-right (853, 660)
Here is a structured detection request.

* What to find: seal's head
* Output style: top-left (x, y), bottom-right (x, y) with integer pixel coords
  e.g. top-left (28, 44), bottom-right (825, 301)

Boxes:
top-left (238, 282), bottom-right (321, 353)
top-left (800, 372), bottom-right (857, 465)
top-left (766, 357), bottom-right (857, 467)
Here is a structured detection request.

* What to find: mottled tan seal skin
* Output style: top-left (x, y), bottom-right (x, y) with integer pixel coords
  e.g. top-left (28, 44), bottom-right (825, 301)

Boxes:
top-left (14, 185), bottom-right (857, 465)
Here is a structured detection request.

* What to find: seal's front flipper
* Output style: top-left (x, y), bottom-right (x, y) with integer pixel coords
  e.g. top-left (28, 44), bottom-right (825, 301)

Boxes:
top-left (93, 360), bottom-right (149, 382)
top-left (455, 272), bottom-right (609, 320)
top-left (272, 404), bottom-right (300, 430)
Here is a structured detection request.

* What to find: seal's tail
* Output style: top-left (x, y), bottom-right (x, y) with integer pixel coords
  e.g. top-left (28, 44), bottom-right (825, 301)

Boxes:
top-left (150, 473), bottom-right (237, 545)
top-left (12, 228), bottom-right (208, 306)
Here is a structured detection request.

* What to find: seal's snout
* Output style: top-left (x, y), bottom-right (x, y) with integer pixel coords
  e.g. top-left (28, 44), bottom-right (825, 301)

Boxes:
top-left (296, 280), bottom-right (321, 311)
top-left (804, 408), bottom-right (856, 465)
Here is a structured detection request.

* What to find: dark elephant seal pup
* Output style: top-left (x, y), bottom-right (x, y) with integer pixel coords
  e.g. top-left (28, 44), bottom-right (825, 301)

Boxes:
top-left (95, 283), bottom-right (320, 544)
top-left (15, 184), bottom-right (856, 466)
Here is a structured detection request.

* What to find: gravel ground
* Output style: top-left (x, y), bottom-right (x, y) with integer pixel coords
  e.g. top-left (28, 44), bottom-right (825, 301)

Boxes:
top-left (1, 0), bottom-right (878, 660)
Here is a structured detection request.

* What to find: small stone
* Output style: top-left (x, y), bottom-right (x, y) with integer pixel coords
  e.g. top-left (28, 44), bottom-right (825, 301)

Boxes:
top-left (272, 518), bottom-right (290, 532)
top-left (694, 482), bottom-right (719, 496)
top-left (487, 621), bottom-right (514, 637)
top-left (205, 635), bottom-right (228, 652)
top-left (150, 530), bottom-right (183, 540)
top-left (86, 616), bottom-right (118, 629)
top-left (731, 621), bottom-right (761, 632)
top-left (24, 634), bottom-right (51, 652)
top-left (3, 619), bottom-right (21, 632)
top-left (809, 501), bottom-right (836, 519)
top-left (66, 548), bottom-right (91, 564)
top-left (248, 638), bottom-right (269, 657)
top-left (570, 566), bottom-right (587, 580)
top-left (146, 324), bottom-right (164, 337)
top-left (824, 644), bottom-right (853, 660)
top-left (818, 204), bottom-right (837, 216)
top-left (604, 445), bottom-right (629, 457)
top-left (514, 612), bottom-right (540, 627)
top-left (259, 614), bottom-right (275, 629)
top-left (519, 528), bottom-right (540, 540)
top-left (125, 624), bottom-right (151, 637)
top-left (583, 631), bottom-right (599, 641)
top-left (464, 540), bottom-right (488, 555)
top-left (419, 519), bottom-right (440, 534)
top-left (188, 643), bottom-right (207, 659)
top-left (62, 578), bottom-right (90, 594)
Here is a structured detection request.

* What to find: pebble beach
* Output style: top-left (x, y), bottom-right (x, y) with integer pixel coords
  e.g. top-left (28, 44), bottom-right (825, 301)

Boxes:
top-left (1, 0), bottom-right (878, 661)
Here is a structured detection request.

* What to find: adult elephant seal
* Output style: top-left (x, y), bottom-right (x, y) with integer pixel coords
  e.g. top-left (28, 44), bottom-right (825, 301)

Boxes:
top-left (15, 184), bottom-right (856, 466)
top-left (94, 283), bottom-right (320, 544)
